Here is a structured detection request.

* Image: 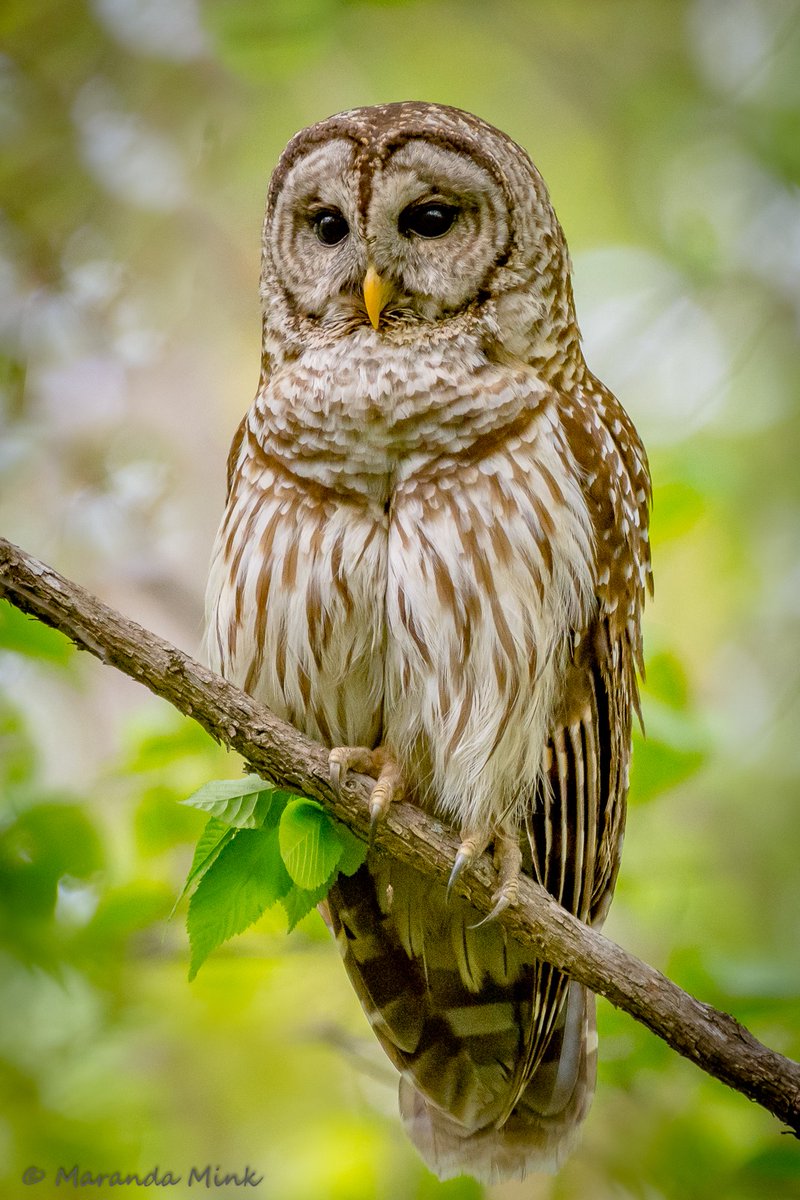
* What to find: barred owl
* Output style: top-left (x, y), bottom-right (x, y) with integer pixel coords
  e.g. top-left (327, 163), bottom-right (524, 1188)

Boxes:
top-left (205, 102), bottom-right (652, 1184)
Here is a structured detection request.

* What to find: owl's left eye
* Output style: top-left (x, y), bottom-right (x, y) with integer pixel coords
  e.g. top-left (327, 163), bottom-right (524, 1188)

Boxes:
top-left (312, 209), bottom-right (349, 246)
top-left (399, 202), bottom-right (459, 239)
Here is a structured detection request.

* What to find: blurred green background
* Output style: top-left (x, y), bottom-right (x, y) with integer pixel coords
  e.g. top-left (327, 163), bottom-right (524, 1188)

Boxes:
top-left (1, 1), bottom-right (799, 1198)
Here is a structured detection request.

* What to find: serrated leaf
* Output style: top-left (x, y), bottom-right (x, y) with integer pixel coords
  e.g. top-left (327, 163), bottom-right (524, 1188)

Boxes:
top-left (333, 822), bottom-right (368, 876)
top-left (187, 826), bottom-right (291, 980)
top-left (278, 798), bottom-right (342, 889)
top-left (279, 820), bottom-right (365, 934)
top-left (281, 874), bottom-right (335, 933)
top-left (169, 817), bottom-right (237, 918)
top-left (181, 775), bottom-right (278, 827)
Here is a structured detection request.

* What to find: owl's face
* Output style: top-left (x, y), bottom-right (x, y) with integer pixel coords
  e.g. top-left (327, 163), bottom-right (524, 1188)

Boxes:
top-left (261, 102), bottom-right (571, 357)
top-left (269, 135), bottom-right (511, 327)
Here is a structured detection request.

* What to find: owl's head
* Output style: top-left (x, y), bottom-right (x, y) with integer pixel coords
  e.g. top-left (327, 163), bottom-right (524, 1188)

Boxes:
top-left (261, 102), bottom-right (577, 364)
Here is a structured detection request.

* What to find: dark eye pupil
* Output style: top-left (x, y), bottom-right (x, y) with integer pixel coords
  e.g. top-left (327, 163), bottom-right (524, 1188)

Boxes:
top-left (399, 202), bottom-right (458, 239)
top-left (313, 210), bottom-right (349, 245)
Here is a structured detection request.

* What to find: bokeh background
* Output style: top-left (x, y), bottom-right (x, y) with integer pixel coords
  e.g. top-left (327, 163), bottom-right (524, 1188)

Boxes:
top-left (1, 1), bottom-right (799, 1198)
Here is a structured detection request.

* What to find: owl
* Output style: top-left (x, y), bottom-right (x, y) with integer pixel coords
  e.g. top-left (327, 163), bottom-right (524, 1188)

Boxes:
top-left (205, 102), bottom-right (652, 1183)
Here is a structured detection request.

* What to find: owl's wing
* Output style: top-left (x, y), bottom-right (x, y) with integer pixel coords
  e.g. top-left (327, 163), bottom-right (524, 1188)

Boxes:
top-left (539, 368), bottom-right (653, 929)
top-left (502, 615), bottom-right (633, 1126)
top-left (504, 375), bottom-right (652, 1124)
top-left (526, 617), bottom-right (637, 935)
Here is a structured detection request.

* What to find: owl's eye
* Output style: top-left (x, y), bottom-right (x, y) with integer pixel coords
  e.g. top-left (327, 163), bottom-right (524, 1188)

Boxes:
top-left (312, 209), bottom-right (349, 246)
top-left (399, 202), bottom-right (459, 239)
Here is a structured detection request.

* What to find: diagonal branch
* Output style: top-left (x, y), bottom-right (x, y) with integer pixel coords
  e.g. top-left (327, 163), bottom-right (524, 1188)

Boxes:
top-left (0, 534), bottom-right (798, 1135)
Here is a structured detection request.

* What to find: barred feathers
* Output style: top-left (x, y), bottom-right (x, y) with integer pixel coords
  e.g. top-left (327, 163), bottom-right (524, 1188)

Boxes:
top-left (205, 102), bottom-right (651, 1183)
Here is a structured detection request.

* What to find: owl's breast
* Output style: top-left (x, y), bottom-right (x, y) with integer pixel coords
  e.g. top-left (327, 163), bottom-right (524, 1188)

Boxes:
top-left (255, 332), bottom-right (542, 503)
top-left (205, 447), bottom-right (389, 748)
top-left (206, 343), bottom-right (589, 786)
top-left (382, 409), bottom-right (595, 830)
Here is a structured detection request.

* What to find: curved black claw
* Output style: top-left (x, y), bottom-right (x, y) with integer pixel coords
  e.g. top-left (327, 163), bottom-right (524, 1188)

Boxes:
top-left (446, 849), bottom-right (472, 903)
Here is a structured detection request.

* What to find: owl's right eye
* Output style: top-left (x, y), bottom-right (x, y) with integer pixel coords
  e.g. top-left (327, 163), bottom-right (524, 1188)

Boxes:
top-left (312, 209), bottom-right (349, 246)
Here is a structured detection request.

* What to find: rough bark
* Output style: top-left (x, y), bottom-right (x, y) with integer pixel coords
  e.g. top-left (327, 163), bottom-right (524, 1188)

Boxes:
top-left (1, 535), bottom-right (798, 1135)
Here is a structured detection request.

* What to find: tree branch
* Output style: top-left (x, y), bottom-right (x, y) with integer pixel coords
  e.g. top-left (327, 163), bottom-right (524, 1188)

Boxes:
top-left (1, 535), bottom-right (798, 1135)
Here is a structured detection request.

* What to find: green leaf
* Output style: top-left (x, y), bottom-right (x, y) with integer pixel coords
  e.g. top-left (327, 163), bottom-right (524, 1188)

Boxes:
top-left (281, 876), bottom-right (335, 933)
top-left (279, 820), bottom-right (365, 932)
top-left (630, 688), bottom-right (708, 804)
top-left (333, 822), bottom-right (368, 876)
top-left (187, 826), bottom-right (291, 980)
top-left (181, 775), bottom-right (278, 828)
top-left (278, 798), bottom-right (342, 889)
top-left (170, 817), bottom-right (237, 917)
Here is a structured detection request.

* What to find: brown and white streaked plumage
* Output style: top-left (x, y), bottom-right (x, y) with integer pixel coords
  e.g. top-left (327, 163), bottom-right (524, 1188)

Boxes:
top-left (205, 102), bottom-right (652, 1183)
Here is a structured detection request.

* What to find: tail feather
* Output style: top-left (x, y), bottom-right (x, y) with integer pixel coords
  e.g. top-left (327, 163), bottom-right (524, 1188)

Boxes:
top-left (399, 983), bottom-right (597, 1184)
top-left (328, 864), bottom-right (599, 1184)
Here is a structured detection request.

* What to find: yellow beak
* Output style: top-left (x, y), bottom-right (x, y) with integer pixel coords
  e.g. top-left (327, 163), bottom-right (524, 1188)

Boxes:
top-left (363, 265), bottom-right (390, 330)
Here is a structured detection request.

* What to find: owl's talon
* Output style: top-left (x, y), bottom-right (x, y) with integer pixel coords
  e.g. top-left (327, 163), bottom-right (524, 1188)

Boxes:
top-left (468, 830), bottom-right (522, 925)
top-left (469, 890), bottom-right (513, 929)
top-left (450, 825), bottom-right (521, 921)
top-left (469, 875), bottom-right (520, 928)
top-left (446, 848), bottom-right (471, 902)
top-left (368, 804), bottom-right (381, 850)
top-left (327, 745), bottom-right (403, 845)
top-left (328, 745), bottom-right (373, 794)
top-left (367, 767), bottom-right (400, 847)
top-left (368, 789), bottom-right (388, 848)
top-left (446, 834), bottom-right (487, 902)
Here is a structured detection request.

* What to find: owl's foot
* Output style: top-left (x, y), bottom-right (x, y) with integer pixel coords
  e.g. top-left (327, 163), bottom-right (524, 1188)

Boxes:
top-left (328, 744), bottom-right (403, 846)
top-left (446, 830), bottom-right (490, 902)
top-left (447, 824), bottom-right (522, 924)
top-left (481, 830), bottom-right (523, 925)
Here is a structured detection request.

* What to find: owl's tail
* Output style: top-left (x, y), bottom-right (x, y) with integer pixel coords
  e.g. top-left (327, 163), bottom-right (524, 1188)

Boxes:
top-left (398, 982), bottom-right (597, 1184)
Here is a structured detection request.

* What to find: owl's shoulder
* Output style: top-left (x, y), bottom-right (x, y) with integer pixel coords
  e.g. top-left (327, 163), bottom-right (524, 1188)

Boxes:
top-left (555, 372), bottom-right (652, 668)
top-left (225, 413), bottom-right (249, 501)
